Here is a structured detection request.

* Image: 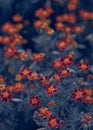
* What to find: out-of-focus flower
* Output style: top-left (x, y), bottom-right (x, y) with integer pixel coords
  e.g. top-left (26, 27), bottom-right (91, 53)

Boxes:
top-left (72, 26), bottom-right (83, 34)
top-left (0, 75), bottom-right (6, 83)
top-left (56, 40), bottom-right (67, 51)
top-left (32, 53), bottom-right (45, 62)
top-left (4, 46), bottom-right (17, 57)
top-left (0, 83), bottom-right (6, 91)
top-left (48, 116), bottom-right (60, 128)
top-left (55, 22), bottom-right (64, 30)
top-left (48, 100), bottom-right (55, 107)
top-left (35, 8), bottom-right (50, 19)
top-left (83, 88), bottom-right (93, 96)
top-left (83, 96), bottom-right (93, 104)
top-left (29, 95), bottom-right (41, 107)
top-left (12, 14), bottom-right (23, 22)
top-left (30, 84), bottom-right (36, 90)
top-left (79, 10), bottom-right (91, 20)
top-left (82, 114), bottom-right (92, 125)
top-left (39, 76), bottom-right (50, 86)
top-left (67, 13), bottom-right (77, 24)
top-left (7, 85), bottom-right (14, 92)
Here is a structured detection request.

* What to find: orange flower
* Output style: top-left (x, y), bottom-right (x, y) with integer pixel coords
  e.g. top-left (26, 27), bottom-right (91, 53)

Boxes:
top-left (58, 68), bottom-right (70, 77)
top-left (61, 13), bottom-right (69, 22)
top-left (0, 75), bottom-right (6, 83)
top-left (20, 68), bottom-right (31, 78)
top-left (67, 2), bottom-right (78, 11)
top-left (7, 85), bottom-right (14, 92)
top-left (34, 20), bottom-right (43, 28)
top-left (20, 52), bottom-right (28, 61)
top-left (87, 74), bottom-right (93, 79)
top-left (48, 116), bottom-right (60, 128)
top-left (83, 88), bottom-right (93, 96)
top-left (56, 16), bottom-right (63, 22)
top-left (56, 40), bottom-right (67, 51)
top-left (78, 62), bottom-right (89, 71)
top-left (79, 10), bottom-right (90, 20)
top-left (45, 84), bottom-right (58, 96)
top-left (27, 72), bottom-right (38, 80)
top-left (1, 36), bottom-right (12, 45)
top-left (67, 13), bottom-right (77, 24)
top-left (55, 22), bottom-right (64, 30)
top-left (72, 26), bottom-right (83, 34)
top-left (0, 90), bottom-right (12, 102)
top-left (83, 96), bottom-right (93, 104)
top-left (2, 22), bottom-right (13, 32)
top-left (45, 7), bottom-right (54, 15)
top-left (38, 107), bottom-right (52, 118)
top-left (32, 53), bottom-right (45, 62)
top-left (72, 89), bottom-right (85, 101)
top-left (53, 74), bottom-right (62, 82)
top-left (48, 100), bottom-right (55, 107)
top-left (82, 114), bottom-right (92, 125)
top-left (35, 8), bottom-right (50, 18)
top-left (61, 55), bottom-right (74, 66)
top-left (64, 26), bottom-right (72, 33)
top-left (29, 84), bottom-right (36, 90)
top-left (0, 83), bottom-right (5, 91)
top-left (46, 27), bottom-right (55, 35)
top-left (51, 60), bottom-right (62, 69)
top-left (39, 76), bottom-right (49, 86)
top-left (12, 14), bottom-right (23, 22)
top-left (15, 74), bottom-right (22, 81)
top-left (4, 46), bottom-right (17, 57)
top-left (14, 82), bottom-right (25, 92)
top-left (29, 95), bottom-right (41, 107)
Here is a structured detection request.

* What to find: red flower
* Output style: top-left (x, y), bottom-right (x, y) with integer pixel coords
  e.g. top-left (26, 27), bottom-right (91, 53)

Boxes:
top-left (39, 75), bottom-right (50, 86)
top-left (45, 84), bottom-right (58, 96)
top-left (51, 60), bottom-right (62, 69)
top-left (27, 72), bottom-right (38, 80)
top-left (48, 116), bottom-right (60, 128)
top-left (58, 68), bottom-right (70, 77)
top-left (19, 68), bottom-right (31, 78)
top-left (0, 90), bottom-right (12, 102)
top-left (38, 107), bottom-right (52, 118)
top-left (61, 55), bottom-right (74, 66)
top-left (83, 96), bottom-right (93, 104)
top-left (56, 40), bottom-right (67, 51)
top-left (35, 8), bottom-right (50, 19)
top-left (4, 46), bottom-right (17, 57)
top-left (29, 95), bottom-right (41, 107)
top-left (55, 22), bottom-right (64, 30)
top-left (82, 114), bottom-right (92, 125)
top-left (53, 74), bottom-right (62, 82)
top-left (14, 82), bottom-right (25, 92)
top-left (32, 53), bottom-right (45, 62)
top-left (72, 89), bottom-right (85, 101)
top-left (78, 62), bottom-right (89, 71)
